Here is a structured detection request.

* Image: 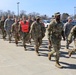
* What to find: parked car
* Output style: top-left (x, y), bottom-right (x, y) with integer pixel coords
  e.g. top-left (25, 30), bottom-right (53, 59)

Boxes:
top-left (43, 20), bottom-right (50, 28)
top-left (71, 21), bottom-right (76, 26)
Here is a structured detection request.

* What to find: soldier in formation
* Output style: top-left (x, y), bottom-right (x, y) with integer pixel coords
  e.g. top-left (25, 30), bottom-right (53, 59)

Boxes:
top-left (30, 16), bottom-right (46, 56)
top-left (68, 26), bottom-right (76, 57)
top-left (48, 12), bottom-right (65, 68)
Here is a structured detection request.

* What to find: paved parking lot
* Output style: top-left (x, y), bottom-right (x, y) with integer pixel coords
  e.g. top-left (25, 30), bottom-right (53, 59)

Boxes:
top-left (0, 32), bottom-right (76, 75)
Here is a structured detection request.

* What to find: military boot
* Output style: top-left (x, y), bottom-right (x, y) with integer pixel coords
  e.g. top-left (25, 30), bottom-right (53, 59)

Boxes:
top-left (68, 49), bottom-right (76, 57)
top-left (24, 45), bottom-right (27, 51)
top-left (36, 50), bottom-right (40, 56)
top-left (55, 60), bottom-right (62, 68)
top-left (48, 53), bottom-right (51, 60)
top-left (35, 46), bottom-right (40, 56)
top-left (48, 45), bottom-right (51, 51)
top-left (15, 40), bottom-right (18, 46)
top-left (68, 50), bottom-right (73, 57)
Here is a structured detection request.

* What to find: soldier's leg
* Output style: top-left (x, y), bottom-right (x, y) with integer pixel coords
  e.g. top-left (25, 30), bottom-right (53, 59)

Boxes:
top-left (15, 33), bottom-right (18, 46)
top-left (55, 43), bottom-right (62, 68)
top-left (3, 30), bottom-right (7, 39)
top-left (38, 38), bottom-right (42, 47)
top-left (68, 38), bottom-right (76, 57)
top-left (1, 29), bottom-right (4, 39)
top-left (48, 39), bottom-right (52, 51)
top-left (34, 39), bottom-right (40, 56)
top-left (22, 33), bottom-right (27, 50)
top-left (48, 44), bottom-right (56, 60)
top-left (9, 32), bottom-right (12, 43)
top-left (66, 38), bottom-right (69, 49)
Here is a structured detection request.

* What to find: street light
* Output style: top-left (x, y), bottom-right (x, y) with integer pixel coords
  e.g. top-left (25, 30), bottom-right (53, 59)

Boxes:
top-left (74, 7), bottom-right (76, 19)
top-left (17, 2), bottom-right (20, 17)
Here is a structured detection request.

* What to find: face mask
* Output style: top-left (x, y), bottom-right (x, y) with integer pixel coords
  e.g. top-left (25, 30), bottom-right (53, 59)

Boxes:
top-left (56, 16), bottom-right (60, 22)
top-left (24, 21), bottom-right (26, 24)
top-left (37, 19), bottom-right (40, 23)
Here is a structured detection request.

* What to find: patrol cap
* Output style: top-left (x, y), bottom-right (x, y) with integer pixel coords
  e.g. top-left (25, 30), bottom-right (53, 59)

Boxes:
top-left (35, 16), bottom-right (40, 20)
top-left (54, 12), bottom-right (61, 17)
top-left (67, 16), bottom-right (72, 20)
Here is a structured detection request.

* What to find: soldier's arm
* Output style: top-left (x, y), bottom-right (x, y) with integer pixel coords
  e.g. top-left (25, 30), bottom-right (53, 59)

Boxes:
top-left (4, 19), bottom-right (7, 30)
top-left (11, 24), bottom-right (14, 32)
top-left (47, 21), bottom-right (53, 39)
top-left (61, 23), bottom-right (65, 40)
top-left (68, 26), bottom-right (75, 41)
top-left (64, 23), bottom-right (67, 36)
top-left (29, 22), bottom-right (35, 34)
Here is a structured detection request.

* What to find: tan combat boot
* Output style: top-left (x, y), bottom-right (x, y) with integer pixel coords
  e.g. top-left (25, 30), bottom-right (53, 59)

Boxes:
top-left (68, 50), bottom-right (73, 57)
top-left (68, 49), bottom-right (76, 57)
top-left (24, 45), bottom-right (27, 51)
top-left (48, 45), bottom-right (51, 51)
top-left (36, 50), bottom-right (40, 56)
top-left (55, 60), bottom-right (62, 68)
top-left (48, 53), bottom-right (51, 60)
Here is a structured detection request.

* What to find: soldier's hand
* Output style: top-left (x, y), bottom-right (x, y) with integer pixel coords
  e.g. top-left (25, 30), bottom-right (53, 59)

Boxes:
top-left (68, 40), bottom-right (71, 44)
top-left (11, 30), bottom-right (13, 33)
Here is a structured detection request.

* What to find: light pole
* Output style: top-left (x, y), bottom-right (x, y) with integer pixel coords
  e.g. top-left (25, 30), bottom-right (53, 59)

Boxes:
top-left (17, 2), bottom-right (20, 17)
top-left (74, 7), bottom-right (76, 19)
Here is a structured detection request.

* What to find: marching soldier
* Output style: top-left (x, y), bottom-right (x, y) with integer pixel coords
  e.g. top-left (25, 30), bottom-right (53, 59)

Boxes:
top-left (4, 15), bottom-right (14, 43)
top-left (68, 25), bottom-right (76, 57)
top-left (11, 18), bottom-right (20, 46)
top-left (0, 16), bottom-right (6, 39)
top-left (48, 12), bottom-right (65, 68)
top-left (30, 16), bottom-right (45, 56)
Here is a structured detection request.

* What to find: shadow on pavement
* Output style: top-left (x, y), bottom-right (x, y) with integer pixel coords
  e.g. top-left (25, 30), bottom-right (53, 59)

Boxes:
top-left (60, 62), bottom-right (76, 69)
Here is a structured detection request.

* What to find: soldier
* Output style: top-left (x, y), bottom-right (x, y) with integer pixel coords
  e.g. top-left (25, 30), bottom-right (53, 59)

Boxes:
top-left (19, 15), bottom-right (30, 50)
top-left (48, 12), bottom-right (65, 68)
top-left (4, 15), bottom-right (14, 43)
top-left (28, 15), bottom-right (34, 43)
top-left (30, 16), bottom-right (45, 56)
top-left (64, 17), bottom-right (73, 50)
top-left (68, 26), bottom-right (76, 57)
top-left (0, 16), bottom-right (6, 39)
top-left (48, 15), bottom-right (55, 51)
top-left (11, 18), bottom-right (20, 46)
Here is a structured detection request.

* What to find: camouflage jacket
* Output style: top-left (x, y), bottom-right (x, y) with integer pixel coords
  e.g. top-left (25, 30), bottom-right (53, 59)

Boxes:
top-left (68, 26), bottom-right (76, 41)
top-left (11, 22), bottom-right (20, 33)
top-left (47, 19), bottom-right (64, 41)
top-left (0, 20), bottom-right (5, 29)
top-left (30, 21), bottom-right (45, 39)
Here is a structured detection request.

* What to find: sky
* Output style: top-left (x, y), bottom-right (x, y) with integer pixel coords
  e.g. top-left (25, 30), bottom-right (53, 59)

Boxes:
top-left (0, 0), bottom-right (76, 17)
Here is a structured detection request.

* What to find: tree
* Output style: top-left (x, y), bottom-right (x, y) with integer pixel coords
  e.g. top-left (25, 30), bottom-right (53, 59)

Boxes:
top-left (20, 10), bottom-right (26, 18)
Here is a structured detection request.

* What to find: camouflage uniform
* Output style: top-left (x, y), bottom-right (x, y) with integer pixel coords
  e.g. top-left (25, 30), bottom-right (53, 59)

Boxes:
top-left (11, 22), bottom-right (20, 45)
top-left (4, 18), bottom-right (14, 42)
top-left (30, 17), bottom-right (45, 56)
top-left (68, 26), bottom-right (76, 57)
top-left (0, 20), bottom-right (6, 39)
top-left (48, 12), bottom-right (64, 68)
top-left (64, 17), bottom-right (73, 49)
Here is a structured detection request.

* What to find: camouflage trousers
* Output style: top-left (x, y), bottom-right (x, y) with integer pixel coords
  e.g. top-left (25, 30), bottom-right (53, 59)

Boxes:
top-left (34, 37), bottom-right (42, 52)
top-left (66, 37), bottom-right (72, 49)
top-left (49, 40), bottom-right (61, 61)
top-left (0, 29), bottom-right (6, 39)
top-left (70, 38), bottom-right (76, 52)
top-left (14, 32), bottom-right (20, 45)
top-left (22, 32), bottom-right (30, 49)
